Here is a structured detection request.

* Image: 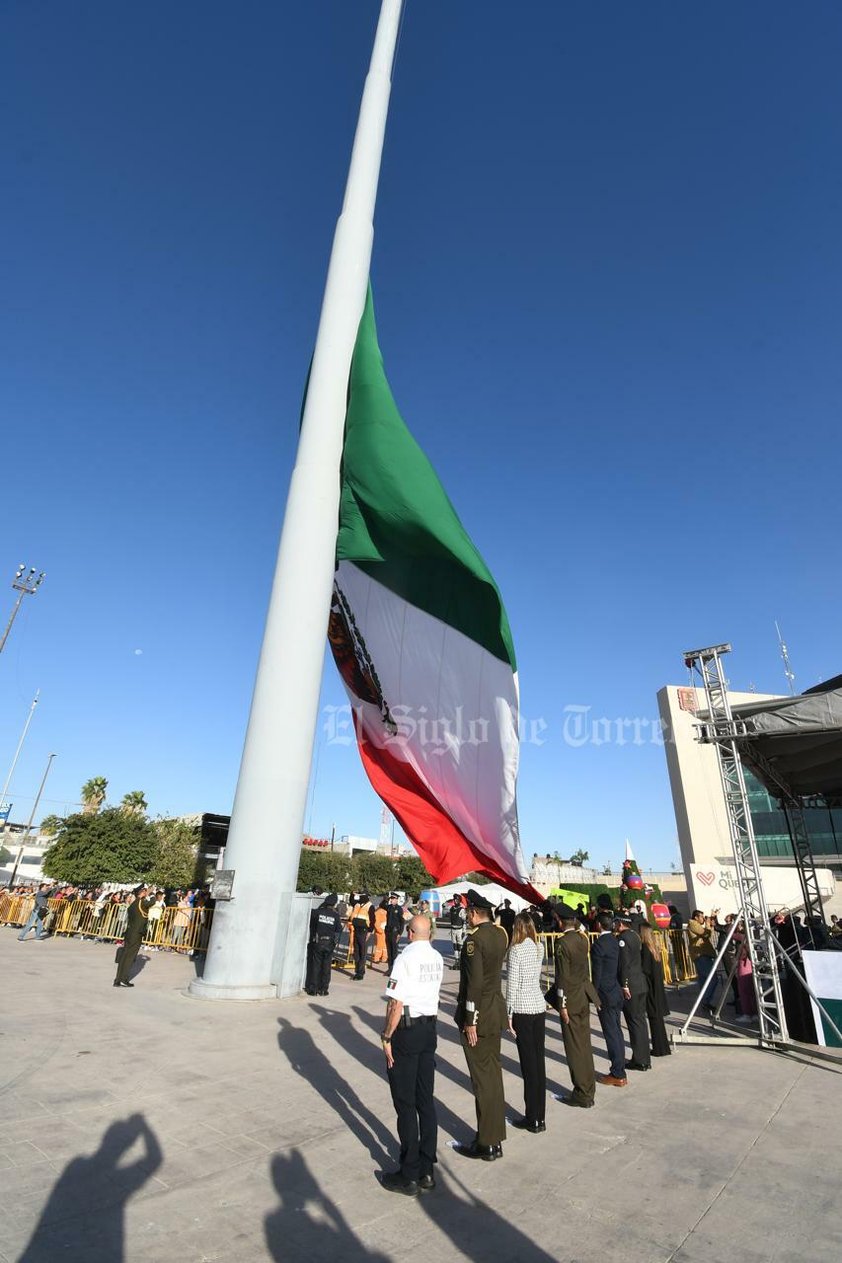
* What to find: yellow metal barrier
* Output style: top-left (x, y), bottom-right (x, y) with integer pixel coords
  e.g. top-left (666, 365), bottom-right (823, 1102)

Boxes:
top-left (537, 927), bottom-right (697, 989)
top-left (0, 895), bottom-right (212, 953)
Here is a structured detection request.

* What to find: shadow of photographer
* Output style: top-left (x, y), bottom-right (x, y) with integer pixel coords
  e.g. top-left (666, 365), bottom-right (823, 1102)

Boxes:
top-left (18, 1113), bottom-right (162, 1263)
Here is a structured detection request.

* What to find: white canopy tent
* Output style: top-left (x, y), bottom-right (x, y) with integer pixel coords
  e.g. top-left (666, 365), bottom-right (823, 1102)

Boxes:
top-left (420, 881), bottom-right (533, 916)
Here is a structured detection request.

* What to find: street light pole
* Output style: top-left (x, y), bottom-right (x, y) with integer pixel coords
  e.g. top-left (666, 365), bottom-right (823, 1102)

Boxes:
top-left (7, 752), bottom-right (55, 889)
top-left (0, 566), bottom-right (46, 656)
top-left (0, 691), bottom-right (40, 828)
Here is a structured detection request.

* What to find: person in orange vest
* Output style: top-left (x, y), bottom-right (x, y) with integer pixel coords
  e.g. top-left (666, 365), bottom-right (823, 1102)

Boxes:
top-left (348, 892), bottom-right (375, 980)
top-left (372, 898), bottom-right (388, 966)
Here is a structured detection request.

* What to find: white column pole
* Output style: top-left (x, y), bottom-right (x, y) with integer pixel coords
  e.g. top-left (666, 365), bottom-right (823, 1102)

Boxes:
top-left (190, 0), bottom-right (403, 1000)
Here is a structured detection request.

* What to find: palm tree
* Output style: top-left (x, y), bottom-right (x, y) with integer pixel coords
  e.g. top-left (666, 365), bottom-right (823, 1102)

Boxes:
top-left (120, 790), bottom-right (148, 816)
top-left (81, 776), bottom-right (108, 815)
top-left (39, 814), bottom-right (64, 837)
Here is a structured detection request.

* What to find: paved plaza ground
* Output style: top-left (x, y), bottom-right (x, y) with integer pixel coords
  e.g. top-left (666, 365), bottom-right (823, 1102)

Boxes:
top-left (0, 929), bottom-right (839, 1263)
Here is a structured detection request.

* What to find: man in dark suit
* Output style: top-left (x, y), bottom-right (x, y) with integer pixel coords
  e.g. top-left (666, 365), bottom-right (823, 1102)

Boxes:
top-left (113, 885), bottom-right (154, 988)
top-left (590, 912), bottom-right (627, 1086)
top-left (616, 911), bottom-right (650, 1070)
top-left (554, 905), bottom-right (600, 1108)
top-left (454, 889), bottom-right (509, 1160)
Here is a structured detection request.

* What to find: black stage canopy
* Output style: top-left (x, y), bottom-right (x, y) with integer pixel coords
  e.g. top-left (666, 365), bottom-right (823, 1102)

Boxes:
top-left (728, 676), bottom-right (842, 803)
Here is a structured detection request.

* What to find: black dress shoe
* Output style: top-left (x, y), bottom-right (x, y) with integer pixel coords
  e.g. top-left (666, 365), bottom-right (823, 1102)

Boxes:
top-left (112, 981), bottom-right (121, 987)
top-left (625, 1061), bottom-right (651, 1071)
top-left (380, 1171), bottom-right (418, 1196)
top-left (563, 1096), bottom-right (594, 1108)
top-left (511, 1118), bottom-right (546, 1133)
top-left (453, 1141), bottom-right (498, 1161)
top-left (119, 981), bottom-right (134, 988)
top-left (418, 1173), bottom-right (436, 1192)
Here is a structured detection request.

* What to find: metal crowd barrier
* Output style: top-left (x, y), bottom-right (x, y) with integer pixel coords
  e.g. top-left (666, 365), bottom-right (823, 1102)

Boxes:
top-left (0, 894), bottom-right (212, 954)
top-left (536, 929), bottom-right (698, 988)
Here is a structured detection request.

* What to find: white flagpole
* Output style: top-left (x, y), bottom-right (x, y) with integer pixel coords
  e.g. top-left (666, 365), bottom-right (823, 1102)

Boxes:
top-left (190, 0), bottom-right (404, 1000)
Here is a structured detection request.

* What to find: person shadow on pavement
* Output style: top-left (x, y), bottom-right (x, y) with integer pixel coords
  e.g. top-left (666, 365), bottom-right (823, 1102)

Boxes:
top-left (265, 1149), bottom-right (392, 1262)
top-left (276, 1016), bottom-right (394, 1165)
top-left (18, 1114), bottom-right (162, 1263)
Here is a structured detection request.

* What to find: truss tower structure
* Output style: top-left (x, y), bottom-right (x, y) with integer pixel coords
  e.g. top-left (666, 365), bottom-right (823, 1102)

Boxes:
top-left (684, 643), bottom-right (789, 1046)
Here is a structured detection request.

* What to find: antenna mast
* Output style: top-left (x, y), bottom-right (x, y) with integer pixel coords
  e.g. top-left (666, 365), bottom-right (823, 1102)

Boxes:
top-left (775, 621), bottom-right (796, 695)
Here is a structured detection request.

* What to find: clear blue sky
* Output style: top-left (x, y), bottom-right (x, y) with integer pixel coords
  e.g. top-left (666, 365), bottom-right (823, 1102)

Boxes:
top-left (2, 2), bottom-right (841, 872)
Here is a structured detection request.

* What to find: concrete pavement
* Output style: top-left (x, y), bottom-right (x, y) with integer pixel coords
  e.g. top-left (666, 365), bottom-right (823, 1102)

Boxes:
top-left (0, 929), bottom-right (839, 1262)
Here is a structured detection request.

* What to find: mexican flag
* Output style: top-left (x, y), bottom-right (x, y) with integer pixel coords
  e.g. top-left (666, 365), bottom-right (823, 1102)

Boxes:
top-left (328, 289), bottom-right (538, 903)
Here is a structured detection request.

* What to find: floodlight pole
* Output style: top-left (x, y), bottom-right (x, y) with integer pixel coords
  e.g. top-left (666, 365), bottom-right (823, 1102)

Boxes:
top-left (189, 0), bottom-right (404, 1000)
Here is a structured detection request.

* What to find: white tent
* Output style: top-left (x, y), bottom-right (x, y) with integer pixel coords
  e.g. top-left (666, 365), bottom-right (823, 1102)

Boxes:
top-left (421, 881), bottom-right (533, 916)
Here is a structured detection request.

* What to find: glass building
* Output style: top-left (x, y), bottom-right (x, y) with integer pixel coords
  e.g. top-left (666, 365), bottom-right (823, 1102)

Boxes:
top-left (745, 769), bottom-right (842, 862)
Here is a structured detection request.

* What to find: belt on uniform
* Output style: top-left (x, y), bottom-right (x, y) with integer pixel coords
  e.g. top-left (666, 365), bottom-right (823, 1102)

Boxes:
top-left (399, 1014), bottom-right (437, 1027)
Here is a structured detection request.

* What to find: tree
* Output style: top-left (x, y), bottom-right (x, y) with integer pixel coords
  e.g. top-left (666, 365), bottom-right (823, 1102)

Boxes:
top-left (121, 790), bottom-right (148, 816)
top-left (39, 814), bottom-right (64, 837)
top-left (296, 850), bottom-right (352, 894)
top-left (42, 808), bottom-right (157, 885)
top-left (569, 848), bottom-right (589, 866)
top-left (392, 854), bottom-right (435, 894)
top-left (150, 818), bottom-right (199, 888)
top-left (81, 776), bottom-right (108, 815)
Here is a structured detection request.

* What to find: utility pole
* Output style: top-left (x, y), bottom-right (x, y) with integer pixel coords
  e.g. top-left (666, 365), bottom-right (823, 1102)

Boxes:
top-left (0, 566), bottom-right (46, 656)
top-left (7, 753), bottom-right (55, 889)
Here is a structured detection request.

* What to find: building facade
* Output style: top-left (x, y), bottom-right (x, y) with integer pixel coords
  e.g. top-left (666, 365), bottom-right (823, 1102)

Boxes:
top-left (657, 685), bottom-right (838, 915)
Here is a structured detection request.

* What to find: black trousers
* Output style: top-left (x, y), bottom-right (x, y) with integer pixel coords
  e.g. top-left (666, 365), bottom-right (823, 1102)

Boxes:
top-left (386, 931), bottom-right (401, 972)
top-left (115, 937), bottom-right (142, 984)
top-left (623, 991), bottom-right (650, 1065)
top-left (597, 1001), bottom-right (626, 1078)
top-left (306, 944), bottom-right (333, 993)
top-left (511, 1011), bottom-right (546, 1123)
top-left (387, 1021), bottom-right (437, 1181)
top-left (353, 930), bottom-right (368, 978)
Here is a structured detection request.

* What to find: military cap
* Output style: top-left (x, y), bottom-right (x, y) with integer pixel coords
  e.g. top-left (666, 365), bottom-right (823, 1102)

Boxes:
top-left (557, 902), bottom-right (578, 921)
top-left (464, 888), bottom-right (494, 911)
top-left (614, 910), bottom-right (633, 924)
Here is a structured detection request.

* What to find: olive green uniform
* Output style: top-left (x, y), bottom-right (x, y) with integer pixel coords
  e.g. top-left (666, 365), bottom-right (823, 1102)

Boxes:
top-left (455, 919), bottom-right (509, 1146)
top-left (554, 929), bottom-right (600, 1105)
top-left (114, 897), bottom-right (153, 985)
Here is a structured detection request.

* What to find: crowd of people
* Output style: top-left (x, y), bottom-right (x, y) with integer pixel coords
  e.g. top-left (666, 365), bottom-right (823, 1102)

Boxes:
top-left (7, 880), bottom-right (213, 953)
top-left (302, 885), bottom-right (691, 1195)
top-left (304, 881), bottom-right (840, 1196)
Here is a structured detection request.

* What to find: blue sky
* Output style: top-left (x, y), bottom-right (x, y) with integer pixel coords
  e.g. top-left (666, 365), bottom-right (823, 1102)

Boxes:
top-left (2, 2), bottom-right (840, 872)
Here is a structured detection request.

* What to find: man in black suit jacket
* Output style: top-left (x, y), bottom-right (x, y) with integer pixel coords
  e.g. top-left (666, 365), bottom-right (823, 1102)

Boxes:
top-left (590, 913), bottom-right (628, 1086)
top-left (616, 911), bottom-right (650, 1070)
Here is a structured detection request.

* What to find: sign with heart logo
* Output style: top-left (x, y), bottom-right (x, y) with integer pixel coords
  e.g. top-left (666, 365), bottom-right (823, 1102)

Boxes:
top-left (697, 871), bottom-right (716, 887)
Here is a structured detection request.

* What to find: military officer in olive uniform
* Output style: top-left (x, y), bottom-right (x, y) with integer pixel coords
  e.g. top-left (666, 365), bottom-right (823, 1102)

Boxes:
top-left (114, 885), bottom-right (155, 988)
top-left (554, 904), bottom-right (600, 1107)
top-left (454, 889), bottom-right (509, 1160)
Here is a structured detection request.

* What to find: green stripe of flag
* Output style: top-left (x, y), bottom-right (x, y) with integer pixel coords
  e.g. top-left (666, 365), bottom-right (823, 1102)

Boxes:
top-left (337, 287), bottom-right (516, 669)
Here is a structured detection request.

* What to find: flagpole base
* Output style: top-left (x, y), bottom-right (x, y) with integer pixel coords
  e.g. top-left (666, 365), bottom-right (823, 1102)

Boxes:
top-left (186, 978), bottom-right (278, 1002)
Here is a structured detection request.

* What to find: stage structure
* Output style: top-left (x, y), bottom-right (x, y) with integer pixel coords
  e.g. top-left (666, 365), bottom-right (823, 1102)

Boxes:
top-left (674, 644), bottom-right (842, 1057)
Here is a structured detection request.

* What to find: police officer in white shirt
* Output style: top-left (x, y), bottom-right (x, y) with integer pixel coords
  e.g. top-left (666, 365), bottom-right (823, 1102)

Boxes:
top-left (379, 915), bottom-right (444, 1197)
